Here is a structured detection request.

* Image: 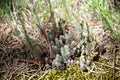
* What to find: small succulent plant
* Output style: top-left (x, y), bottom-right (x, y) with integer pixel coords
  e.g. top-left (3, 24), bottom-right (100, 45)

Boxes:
top-left (58, 39), bottom-right (63, 46)
top-left (55, 54), bottom-right (63, 63)
top-left (74, 22), bottom-right (82, 40)
top-left (53, 60), bottom-right (62, 68)
top-left (52, 54), bottom-right (67, 70)
top-left (55, 38), bottom-right (60, 46)
top-left (67, 59), bottom-right (74, 65)
top-left (52, 54), bottom-right (62, 68)
top-left (65, 31), bottom-right (73, 42)
top-left (80, 52), bottom-right (90, 72)
top-left (61, 45), bottom-right (70, 62)
top-left (86, 59), bottom-right (90, 66)
top-left (80, 62), bottom-right (88, 72)
top-left (52, 45), bottom-right (60, 54)
top-left (80, 55), bottom-right (86, 63)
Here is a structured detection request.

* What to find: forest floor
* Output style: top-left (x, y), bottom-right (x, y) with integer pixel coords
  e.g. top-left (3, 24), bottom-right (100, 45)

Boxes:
top-left (0, 0), bottom-right (120, 80)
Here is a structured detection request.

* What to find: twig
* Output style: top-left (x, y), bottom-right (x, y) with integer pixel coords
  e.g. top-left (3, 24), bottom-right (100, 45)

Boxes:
top-left (28, 67), bottom-right (42, 80)
top-left (37, 24), bottom-right (53, 59)
top-left (18, 59), bottom-right (39, 65)
top-left (94, 62), bottom-right (120, 70)
top-left (38, 70), bottom-right (50, 80)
